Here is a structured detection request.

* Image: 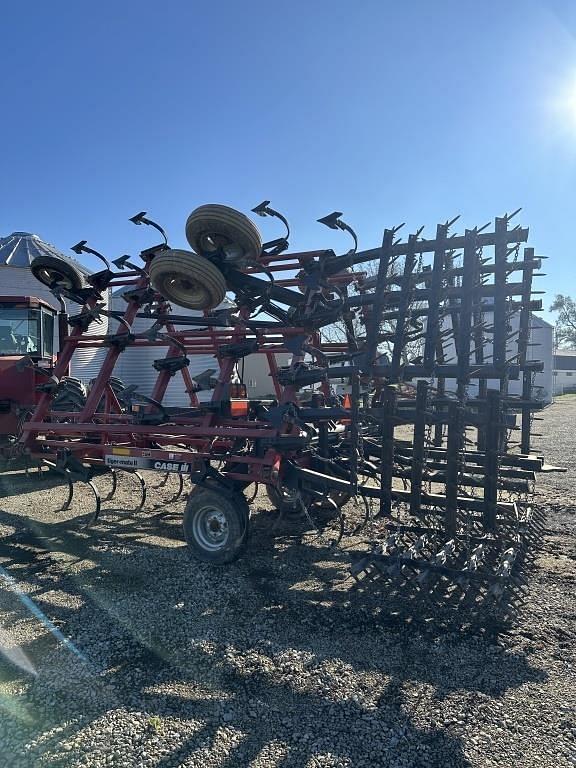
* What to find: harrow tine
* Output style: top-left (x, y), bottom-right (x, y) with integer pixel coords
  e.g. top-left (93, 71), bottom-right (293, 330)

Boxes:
top-left (352, 490), bottom-right (373, 535)
top-left (454, 544), bottom-right (485, 590)
top-left (445, 215), bottom-right (461, 230)
top-left (503, 207), bottom-right (522, 223)
top-left (330, 503), bottom-right (346, 549)
top-left (416, 538), bottom-right (456, 586)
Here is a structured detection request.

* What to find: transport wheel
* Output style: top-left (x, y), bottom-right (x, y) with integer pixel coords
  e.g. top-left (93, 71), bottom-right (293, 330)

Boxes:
top-left (149, 249), bottom-right (226, 310)
top-left (30, 254), bottom-right (86, 292)
top-left (185, 204), bottom-right (262, 266)
top-left (183, 485), bottom-right (249, 564)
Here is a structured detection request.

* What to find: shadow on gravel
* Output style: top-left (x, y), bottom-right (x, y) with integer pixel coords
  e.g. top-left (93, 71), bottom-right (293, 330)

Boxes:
top-left (0, 467), bottom-right (66, 500)
top-left (0, 496), bottom-right (549, 767)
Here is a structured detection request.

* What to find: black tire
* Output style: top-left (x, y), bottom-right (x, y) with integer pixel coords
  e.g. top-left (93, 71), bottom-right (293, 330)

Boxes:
top-left (266, 485), bottom-right (303, 517)
top-left (30, 254), bottom-right (86, 292)
top-left (89, 376), bottom-right (127, 412)
top-left (266, 484), bottom-right (348, 517)
top-left (52, 377), bottom-right (87, 412)
top-left (108, 376), bottom-right (125, 392)
top-left (149, 249), bottom-right (226, 310)
top-left (183, 485), bottom-right (249, 564)
top-left (185, 204), bottom-right (262, 266)
top-left (318, 491), bottom-right (352, 509)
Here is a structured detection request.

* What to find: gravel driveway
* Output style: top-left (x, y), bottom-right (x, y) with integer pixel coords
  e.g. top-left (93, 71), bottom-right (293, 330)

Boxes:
top-left (0, 399), bottom-right (574, 767)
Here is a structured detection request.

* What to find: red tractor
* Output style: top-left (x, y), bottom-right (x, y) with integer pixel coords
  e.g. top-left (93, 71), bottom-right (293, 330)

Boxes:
top-left (0, 295), bottom-right (81, 446)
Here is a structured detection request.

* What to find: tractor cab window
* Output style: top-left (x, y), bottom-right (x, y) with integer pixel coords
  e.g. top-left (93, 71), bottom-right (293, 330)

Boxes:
top-left (0, 307), bottom-right (41, 356)
top-left (41, 309), bottom-right (55, 358)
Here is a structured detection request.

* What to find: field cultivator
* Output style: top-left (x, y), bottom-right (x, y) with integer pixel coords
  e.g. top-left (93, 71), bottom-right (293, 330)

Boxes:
top-left (1, 202), bottom-right (560, 620)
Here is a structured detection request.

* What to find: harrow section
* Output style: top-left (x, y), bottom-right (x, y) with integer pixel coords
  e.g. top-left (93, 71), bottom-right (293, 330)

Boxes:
top-left (2, 202), bottom-right (559, 620)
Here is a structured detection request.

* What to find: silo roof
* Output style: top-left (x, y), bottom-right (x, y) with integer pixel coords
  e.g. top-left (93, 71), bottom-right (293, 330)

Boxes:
top-left (0, 232), bottom-right (91, 275)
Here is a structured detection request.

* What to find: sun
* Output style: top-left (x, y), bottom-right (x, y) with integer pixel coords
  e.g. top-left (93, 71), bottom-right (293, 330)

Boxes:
top-left (563, 82), bottom-right (576, 124)
top-left (550, 74), bottom-right (576, 133)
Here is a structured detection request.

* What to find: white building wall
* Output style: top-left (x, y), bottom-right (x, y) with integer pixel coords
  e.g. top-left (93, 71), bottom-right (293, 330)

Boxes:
top-left (109, 292), bottom-right (224, 406)
top-left (242, 352), bottom-right (291, 398)
top-left (553, 369), bottom-right (576, 394)
top-left (108, 293), bottom-right (291, 404)
top-left (435, 312), bottom-right (553, 404)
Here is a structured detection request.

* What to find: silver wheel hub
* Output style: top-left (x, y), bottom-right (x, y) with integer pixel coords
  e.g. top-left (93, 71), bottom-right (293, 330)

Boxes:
top-left (192, 505), bottom-right (229, 550)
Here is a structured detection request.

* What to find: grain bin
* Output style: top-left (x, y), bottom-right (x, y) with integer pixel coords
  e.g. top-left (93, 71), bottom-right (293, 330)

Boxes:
top-left (0, 232), bottom-right (109, 382)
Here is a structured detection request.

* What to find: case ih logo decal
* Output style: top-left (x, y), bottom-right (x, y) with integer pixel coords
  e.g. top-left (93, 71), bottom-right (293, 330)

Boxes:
top-left (105, 455), bottom-right (190, 473)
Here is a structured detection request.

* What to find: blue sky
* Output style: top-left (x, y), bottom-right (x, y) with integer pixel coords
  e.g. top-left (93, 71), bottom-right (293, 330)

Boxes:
top-left (1, 0), bottom-right (575, 321)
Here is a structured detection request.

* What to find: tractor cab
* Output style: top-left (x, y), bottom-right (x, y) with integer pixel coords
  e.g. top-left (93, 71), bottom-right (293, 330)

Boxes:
top-left (0, 296), bottom-right (56, 360)
top-left (0, 296), bottom-right (58, 443)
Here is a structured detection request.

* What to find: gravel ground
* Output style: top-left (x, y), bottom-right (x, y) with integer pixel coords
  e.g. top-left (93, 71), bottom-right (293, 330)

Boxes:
top-left (0, 399), bottom-right (575, 767)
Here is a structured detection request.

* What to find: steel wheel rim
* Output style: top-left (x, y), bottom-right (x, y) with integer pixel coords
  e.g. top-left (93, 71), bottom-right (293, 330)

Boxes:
top-left (163, 273), bottom-right (211, 306)
top-left (37, 266), bottom-right (74, 290)
top-left (192, 504), bottom-right (230, 551)
top-left (199, 232), bottom-right (243, 262)
top-left (280, 487), bottom-right (299, 505)
top-left (199, 232), bottom-right (227, 253)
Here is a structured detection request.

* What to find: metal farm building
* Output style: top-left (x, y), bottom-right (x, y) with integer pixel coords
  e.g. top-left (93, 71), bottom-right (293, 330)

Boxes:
top-left (108, 286), bottom-right (224, 405)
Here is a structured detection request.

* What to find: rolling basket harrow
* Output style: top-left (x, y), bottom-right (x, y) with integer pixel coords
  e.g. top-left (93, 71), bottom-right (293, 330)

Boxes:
top-left (1, 202), bottom-right (560, 621)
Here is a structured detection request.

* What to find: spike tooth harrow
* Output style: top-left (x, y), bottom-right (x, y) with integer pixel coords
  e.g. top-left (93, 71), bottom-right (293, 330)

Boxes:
top-left (1, 203), bottom-right (559, 622)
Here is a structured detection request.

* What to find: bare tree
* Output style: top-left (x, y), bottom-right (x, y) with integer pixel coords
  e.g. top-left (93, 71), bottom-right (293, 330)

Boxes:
top-left (321, 257), bottom-right (425, 365)
top-left (550, 294), bottom-right (576, 349)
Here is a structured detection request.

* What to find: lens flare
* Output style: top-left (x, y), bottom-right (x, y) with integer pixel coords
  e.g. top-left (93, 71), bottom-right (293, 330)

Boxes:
top-left (549, 72), bottom-right (576, 136)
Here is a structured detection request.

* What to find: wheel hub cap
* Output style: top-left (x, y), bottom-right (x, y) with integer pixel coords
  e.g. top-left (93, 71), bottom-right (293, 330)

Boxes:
top-left (193, 505), bottom-right (230, 550)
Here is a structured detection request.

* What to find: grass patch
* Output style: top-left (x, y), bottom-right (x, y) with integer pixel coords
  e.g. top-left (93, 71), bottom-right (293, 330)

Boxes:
top-left (147, 715), bottom-right (163, 733)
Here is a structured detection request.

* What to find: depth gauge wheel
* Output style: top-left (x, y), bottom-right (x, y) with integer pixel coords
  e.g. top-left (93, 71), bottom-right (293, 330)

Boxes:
top-left (185, 204), bottom-right (262, 266)
top-left (30, 254), bottom-right (86, 292)
top-left (266, 484), bottom-right (349, 516)
top-left (266, 485), bottom-right (306, 517)
top-left (149, 249), bottom-right (226, 310)
top-left (319, 491), bottom-right (352, 509)
top-left (183, 485), bottom-right (249, 564)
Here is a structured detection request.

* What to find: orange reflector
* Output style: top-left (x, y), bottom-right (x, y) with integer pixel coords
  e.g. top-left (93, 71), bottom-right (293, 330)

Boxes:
top-left (230, 399), bottom-right (249, 417)
top-left (271, 453), bottom-right (282, 482)
top-left (340, 393), bottom-right (352, 424)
